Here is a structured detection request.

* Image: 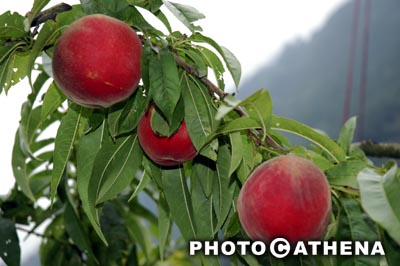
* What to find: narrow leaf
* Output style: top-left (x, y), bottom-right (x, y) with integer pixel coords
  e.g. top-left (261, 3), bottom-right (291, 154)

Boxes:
top-left (11, 130), bottom-right (35, 201)
top-left (51, 104), bottom-right (83, 203)
top-left (64, 202), bottom-right (96, 261)
top-left (271, 115), bottom-right (346, 163)
top-left (191, 172), bottom-right (214, 239)
top-left (229, 132), bottom-right (243, 176)
top-left (241, 89), bottom-right (273, 138)
top-left (157, 195), bottom-right (171, 260)
top-left (163, 1), bottom-right (204, 32)
top-left (95, 134), bottom-right (143, 204)
top-left (220, 46), bottom-right (241, 88)
top-left (207, 117), bottom-right (260, 144)
top-left (149, 48), bottom-right (181, 120)
top-left (128, 171), bottom-right (151, 202)
top-left (77, 120), bottom-right (108, 244)
top-left (162, 167), bottom-right (197, 240)
top-left (196, 46), bottom-right (225, 89)
top-left (191, 33), bottom-right (241, 88)
top-left (41, 82), bottom-right (66, 122)
top-left (338, 116), bottom-right (357, 154)
top-left (181, 73), bottom-right (215, 151)
top-left (236, 133), bottom-right (256, 184)
top-left (213, 143), bottom-right (235, 232)
top-left (27, 20), bottom-right (58, 87)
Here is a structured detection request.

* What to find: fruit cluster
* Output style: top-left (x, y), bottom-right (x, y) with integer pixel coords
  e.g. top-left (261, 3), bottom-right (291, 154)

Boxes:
top-left (52, 14), bottom-right (331, 243)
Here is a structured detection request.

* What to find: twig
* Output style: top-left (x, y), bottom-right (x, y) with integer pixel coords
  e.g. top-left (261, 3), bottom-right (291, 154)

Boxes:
top-left (355, 141), bottom-right (400, 158)
top-left (16, 225), bottom-right (70, 245)
top-left (29, 3), bottom-right (72, 27)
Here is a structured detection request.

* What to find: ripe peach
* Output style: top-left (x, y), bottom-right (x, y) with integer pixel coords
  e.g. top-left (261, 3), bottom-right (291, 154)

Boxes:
top-left (137, 104), bottom-right (197, 166)
top-left (237, 155), bottom-right (331, 243)
top-left (52, 14), bottom-right (142, 108)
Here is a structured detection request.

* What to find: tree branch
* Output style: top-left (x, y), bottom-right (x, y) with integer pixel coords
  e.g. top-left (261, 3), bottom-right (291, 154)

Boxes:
top-left (355, 141), bottom-right (400, 158)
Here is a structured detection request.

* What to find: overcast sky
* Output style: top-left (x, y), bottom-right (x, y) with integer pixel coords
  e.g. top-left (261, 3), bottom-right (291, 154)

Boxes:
top-left (0, 0), bottom-right (348, 264)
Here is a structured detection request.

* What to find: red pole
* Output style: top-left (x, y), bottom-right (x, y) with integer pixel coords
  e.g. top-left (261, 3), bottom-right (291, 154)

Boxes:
top-left (342, 0), bottom-right (361, 123)
top-left (357, 0), bottom-right (371, 140)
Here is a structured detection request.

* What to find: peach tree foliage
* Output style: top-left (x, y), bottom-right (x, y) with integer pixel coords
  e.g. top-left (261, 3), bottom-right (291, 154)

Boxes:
top-left (0, 0), bottom-right (399, 265)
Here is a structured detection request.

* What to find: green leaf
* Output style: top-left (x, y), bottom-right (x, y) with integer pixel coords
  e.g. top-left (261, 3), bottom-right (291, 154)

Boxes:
top-left (118, 87), bottom-right (148, 135)
top-left (0, 217), bottom-right (20, 266)
top-left (208, 117), bottom-right (260, 143)
top-left (95, 134), bottom-right (143, 204)
top-left (271, 115), bottom-right (346, 163)
top-left (157, 195), bottom-right (171, 260)
top-left (0, 50), bottom-right (30, 94)
top-left (181, 73), bottom-right (215, 151)
top-left (213, 143), bottom-right (235, 232)
top-left (77, 120), bottom-right (108, 244)
top-left (336, 198), bottom-right (380, 266)
top-left (27, 20), bottom-right (58, 87)
top-left (128, 171), bottom-right (151, 202)
top-left (215, 94), bottom-right (241, 121)
top-left (128, 0), bottom-right (162, 13)
top-left (64, 202), bottom-right (96, 261)
top-left (183, 47), bottom-right (208, 78)
top-left (358, 164), bottom-right (400, 245)
top-left (326, 160), bottom-right (368, 189)
top-left (41, 82), bottom-right (66, 122)
top-left (220, 46), bottom-right (241, 88)
top-left (51, 104), bottom-right (83, 203)
top-left (192, 157), bottom-right (216, 198)
top-left (81, 0), bottom-right (129, 19)
top-left (196, 46), bottom-right (225, 89)
top-left (11, 130), bottom-right (35, 201)
top-left (162, 167), bottom-right (197, 240)
top-left (338, 116), bottom-right (357, 154)
top-left (236, 132), bottom-right (256, 184)
top-left (229, 132), bottom-right (243, 176)
top-left (124, 5), bottom-right (163, 35)
top-left (241, 89), bottom-right (273, 138)
top-left (163, 1), bottom-right (205, 32)
top-left (191, 33), bottom-right (241, 88)
top-left (150, 105), bottom-right (172, 136)
top-left (55, 5), bottom-right (85, 28)
top-left (0, 11), bottom-right (27, 40)
top-left (142, 156), bottom-right (162, 188)
top-left (191, 171), bottom-right (214, 239)
top-left (18, 103), bottom-right (40, 158)
top-left (290, 145), bottom-right (334, 171)
top-left (149, 48), bottom-right (181, 121)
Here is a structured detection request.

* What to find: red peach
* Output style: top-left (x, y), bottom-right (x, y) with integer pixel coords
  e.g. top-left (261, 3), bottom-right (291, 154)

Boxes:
top-left (52, 14), bottom-right (142, 108)
top-left (237, 155), bottom-right (331, 243)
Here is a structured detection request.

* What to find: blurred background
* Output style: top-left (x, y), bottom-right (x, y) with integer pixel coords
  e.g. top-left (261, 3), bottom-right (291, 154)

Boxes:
top-left (1, 0), bottom-right (399, 265)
